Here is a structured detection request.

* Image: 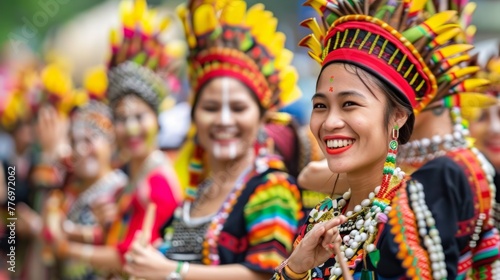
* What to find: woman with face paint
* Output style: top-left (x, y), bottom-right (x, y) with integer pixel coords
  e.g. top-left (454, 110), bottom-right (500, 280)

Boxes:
top-left (272, 0), bottom-right (500, 279)
top-left (41, 98), bottom-right (127, 280)
top-left (123, 1), bottom-right (303, 280)
top-left (46, 1), bottom-right (183, 276)
top-left (469, 53), bottom-right (500, 230)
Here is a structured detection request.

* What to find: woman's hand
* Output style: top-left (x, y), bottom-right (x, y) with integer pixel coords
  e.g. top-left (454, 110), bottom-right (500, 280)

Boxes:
top-left (36, 105), bottom-right (70, 161)
top-left (123, 231), bottom-right (173, 280)
top-left (286, 216), bottom-right (346, 274)
top-left (90, 195), bottom-right (118, 229)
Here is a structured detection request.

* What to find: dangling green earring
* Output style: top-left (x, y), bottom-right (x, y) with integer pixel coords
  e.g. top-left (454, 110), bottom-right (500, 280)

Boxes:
top-left (381, 125), bottom-right (399, 193)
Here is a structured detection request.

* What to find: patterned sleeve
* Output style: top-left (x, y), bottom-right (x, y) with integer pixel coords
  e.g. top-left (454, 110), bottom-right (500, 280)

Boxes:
top-left (378, 155), bottom-right (500, 279)
top-left (242, 171), bottom-right (303, 273)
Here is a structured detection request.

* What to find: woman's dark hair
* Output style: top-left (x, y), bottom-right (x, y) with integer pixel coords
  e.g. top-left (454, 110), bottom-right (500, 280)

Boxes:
top-left (319, 62), bottom-right (414, 144)
top-left (190, 77), bottom-right (266, 120)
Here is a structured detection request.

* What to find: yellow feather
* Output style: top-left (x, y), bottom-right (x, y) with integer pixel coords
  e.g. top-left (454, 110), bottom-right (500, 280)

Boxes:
top-left (409, 0), bottom-right (427, 14)
top-left (434, 44), bottom-right (473, 59)
top-left (133, 0), bottom-right (147, 24)
top-left (120, 0), bottom-right (135, 29)
top-left (303, 0), bottom-right (328, 16)
top-left (177, 4), bottom-right (197, 48)
top-left (299, 34), bottom-right (323, 57)
top-left (300, 18), bottom-right (326, 42)
top-left (444, 66), bottom-right (480, 80)
top-left (275, 48), bottom-right (293, 70)
top-left (245, 3), bottom-right (265, 27)
top-left (433, 27), bottom-right (461, 45)
top-left (269, 32), bottom-right (285, 57)
top-left (456, 93), bottom-right (497, 109)
top-left (307, 51), bottom-right (323, 65)
top-left (84, 66), bottom-right (108, 99)
top-left (279, 69), bottom-right (301, 105)
top-left (255, 17), bottom-right (277, 44)
top-left (462, 79), bottom-right (491, 92)
top-left (220, 0), bottom-right (246, 25)
top-left (159, 18), bottom-right (171, 33)
top-left (423, 11), bottom-right (457, 32)
top-left (193, 4), bottom-right (218, 36)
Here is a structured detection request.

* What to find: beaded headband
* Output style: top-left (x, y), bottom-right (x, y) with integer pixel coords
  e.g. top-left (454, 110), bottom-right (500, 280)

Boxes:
top-left (107, 0), bottom-right (184, 113)
top-left (178, 0), bottom-right (301, 110)
top-left (300, 0), bottom-right (490, 115)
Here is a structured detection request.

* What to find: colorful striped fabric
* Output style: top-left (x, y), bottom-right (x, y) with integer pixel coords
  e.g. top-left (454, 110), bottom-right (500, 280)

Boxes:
top-left (244, 172), bottom-right (303, 270)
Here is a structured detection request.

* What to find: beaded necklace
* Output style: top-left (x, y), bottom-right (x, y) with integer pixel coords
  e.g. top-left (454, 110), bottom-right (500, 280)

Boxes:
top-left (199, 165), bottom-right (254, 265)
top-left (308, 130), bottom-right (406, 278)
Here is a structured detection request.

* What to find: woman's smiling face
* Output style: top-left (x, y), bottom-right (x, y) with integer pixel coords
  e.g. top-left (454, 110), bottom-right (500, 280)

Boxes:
top-left (193, 77), bottom-right (262, 162)
top-left (310, 63), bottom-right (396, 175)
top-left (470, 104), bottom-right (500, 169)
top-left (113, 94), bottom-right (158, 159)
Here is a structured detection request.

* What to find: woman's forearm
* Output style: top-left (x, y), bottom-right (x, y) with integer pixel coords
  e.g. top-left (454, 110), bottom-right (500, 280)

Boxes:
top-left (65, 242), bottom-right (123, 272)
top-left (183, 263), bottom-right (271, 280)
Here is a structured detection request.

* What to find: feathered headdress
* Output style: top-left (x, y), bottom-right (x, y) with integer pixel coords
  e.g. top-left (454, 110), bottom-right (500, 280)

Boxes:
top-left (177, 0), bottom-right (301, 110)
top-left (70, 66), bottom-right (114, 142)
top-left (0, 65), bottom-right (39, 131)
top-left (300, 0), bottom-right (491, 115)
top-left (107, 0), bottom-right (186, 113)
top-left (40, 62), bottom-right (78, 115)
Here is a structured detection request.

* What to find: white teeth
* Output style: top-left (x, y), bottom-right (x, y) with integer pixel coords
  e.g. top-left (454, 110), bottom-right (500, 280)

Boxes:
top-left (326, 139), bottom-right (354, 149)
top-left (214, 132), bottom-right (236, 140)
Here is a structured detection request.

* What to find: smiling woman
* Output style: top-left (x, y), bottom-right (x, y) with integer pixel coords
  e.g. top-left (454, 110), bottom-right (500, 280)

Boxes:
top-left (122, 1), bottom-right (304, 280)
top-left (272, 0), bottom-right (500, 279)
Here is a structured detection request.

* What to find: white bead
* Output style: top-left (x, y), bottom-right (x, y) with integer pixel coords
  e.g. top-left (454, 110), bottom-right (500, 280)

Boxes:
top-left (338, 199), bottom-right (346, 207)
top-left (433, 270), bottom-right (443, 280)
top-left (426, 217), bottom-right (435, 227)
top-left (346, 211), bottom-right (353, 217)
top-left (368, 192), bottom-right (375, 199)
top-left (430, 253), bottom-right (439, 262)
top-left (360, 233), bottom-right (367, 241)
top-left (343, 191), bottom-right (351, 200)
top-left (356, 220), bottom-right (364, 230)
top-left (345, 248), bottom-right (354, 258)
top-left (432, 262), bottom-right (441, 271)
top-left (432, 135), bottom-right (441, 144)
top-left (409, 184), bottom-right (417, 193)
top-left (333, 267), bottom-right (342, 276)
top-left (429, 228), bottom-right (439, 237)
top-left (361, 199), bottom-right (371, 207)
top-left (368, 226), bottom-right (375, 234)
top-left (343, 235), bottom-right (350, 243)
top-left (364, 220), bottom-right (371, 228)
top-left (366, 244), bottom-right (376, 253)
top-left (374, 186), bottom-right (380, 194)
top-left (384, 206), bottom-right (392, 213)
top-left (350, 230), bottom-right (359, 237)
top-left (354, 235), bottom-right (361, 242)
top-left (351, 241), bottom-right (359, 248)
top-left (421, 138), bottom-right (431, 147)
top-left (418, 220), bottom-right (426, 228)
top-left (354, 205), bottom-right (362, 213)
top-left (419, 228), bottom-right (427, 237)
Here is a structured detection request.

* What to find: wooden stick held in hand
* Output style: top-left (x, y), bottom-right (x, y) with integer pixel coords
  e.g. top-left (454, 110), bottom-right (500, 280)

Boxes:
top-left (129, 203), bottom-right (157, 280)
